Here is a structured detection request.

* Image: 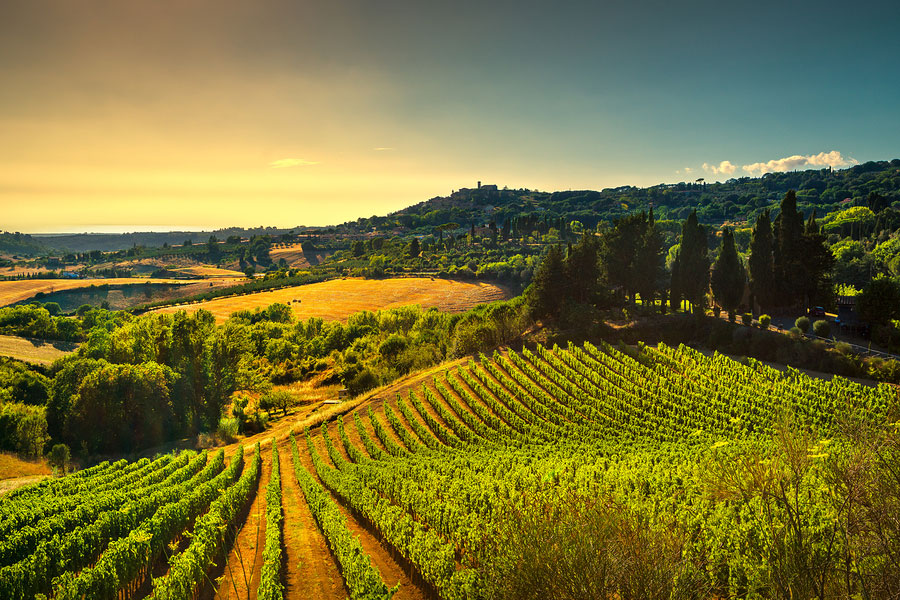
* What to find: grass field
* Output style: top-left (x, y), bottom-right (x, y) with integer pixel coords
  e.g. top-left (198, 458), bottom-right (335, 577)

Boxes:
top-left (150, 277), bottom-right (512, 322)
top-left (0, 334), bottom-right (78, 365)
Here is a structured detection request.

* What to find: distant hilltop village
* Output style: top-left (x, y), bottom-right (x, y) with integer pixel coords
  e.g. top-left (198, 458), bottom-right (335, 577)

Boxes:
top-left (450, 181), bottom-right (499, 195)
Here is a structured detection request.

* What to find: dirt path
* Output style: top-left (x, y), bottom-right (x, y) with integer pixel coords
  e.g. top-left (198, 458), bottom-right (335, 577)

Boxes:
top-left (212, 450), bottom-right (270, 600)
top-left (277, 442), bottom-right (346, 600)
top-left (301, 436), bottom-right (431, 600)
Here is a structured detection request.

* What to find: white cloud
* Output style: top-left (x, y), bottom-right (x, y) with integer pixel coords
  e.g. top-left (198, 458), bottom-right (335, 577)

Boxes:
top-left (702, 160), bottom-right (737, 176)
top-left (269, 158), bottom-right (319, 168)
top-left (373, 147), bottom-right (394, 151)
top-left (742, 151), bottom-right (857, 176)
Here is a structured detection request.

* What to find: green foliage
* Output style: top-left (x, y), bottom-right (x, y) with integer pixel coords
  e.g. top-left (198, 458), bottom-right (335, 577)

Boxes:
top-left (795, 316), bottom-right (811, 333)
top-left (759, 314), bottom-right (771, 328)
top-left (0, 401), bottom-right (47, 457)
top-left (813, 319), bottom-right (830, 338)
top-left (857, 275), bottom-right (900, 326)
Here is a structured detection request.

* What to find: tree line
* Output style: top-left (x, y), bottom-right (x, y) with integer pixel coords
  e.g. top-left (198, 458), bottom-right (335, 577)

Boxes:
top-left (527, 190), bottom-right (837, 322)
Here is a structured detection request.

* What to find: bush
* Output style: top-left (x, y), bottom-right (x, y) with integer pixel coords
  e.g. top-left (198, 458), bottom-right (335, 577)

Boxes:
top-left (216, 417), bottom-right (240, 443)
top-left (759, 314), bottom-right (771, 329)
top-left (48, 443), bottom-right (70, 475)
top-left (741, 313), bottom-right (752, 326)
top-left (795, 316), bottom-right (810, 333)
top-left (813, 319), bottom-right (830, 338)
top-left (346, 368), bottom-right (379, 396)
top-left (789, 326), bottom-right (803, 337)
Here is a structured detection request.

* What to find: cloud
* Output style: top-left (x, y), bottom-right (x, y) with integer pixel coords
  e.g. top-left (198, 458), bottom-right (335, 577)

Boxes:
top-left (702, 160), bottom-right (737, 176)
top-left (373, 147), bottom-right (394, 151)
top-left (675, 167), bottom-right (694, 175)
top-left (269, 158), bottom-right (319, 168)
top-left (742, 151), bottom-right (857, 176)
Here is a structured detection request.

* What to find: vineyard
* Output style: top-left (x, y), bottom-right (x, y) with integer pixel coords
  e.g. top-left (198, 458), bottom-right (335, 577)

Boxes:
top-left (2, 340), bottom-right (898, 599)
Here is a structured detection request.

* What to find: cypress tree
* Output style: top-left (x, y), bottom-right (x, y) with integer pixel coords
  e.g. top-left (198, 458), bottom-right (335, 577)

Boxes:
top-left (773, 190), bottom-right (804, 306)
top-left (799, 209), bottom-right (834, 309)
top-left (634, 209), bottom-right (663, 311)
top-left (564, 233), bottom-right (601, 304)
top-left (527, 245), bottom-right (567, 320)
top-left (710, 228), bottom-right (746, 314)
top-left (748, 209), bottom-right (775, 312)
top-left (675, 211), bottom-right (709, 314)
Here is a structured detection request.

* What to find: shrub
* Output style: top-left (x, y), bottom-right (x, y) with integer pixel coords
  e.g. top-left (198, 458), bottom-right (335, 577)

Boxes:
top-left (347, 368), bottom-right (379, 396)
top-left (813, 319), bottom-right (830, 338)
top-left (835, 341), bottom-right (852, 356)
top-left (48, 443), bottom-right (70, 475)
top-left (759, 314), bottom-right (771, 329)
top-left (789, 326), bottom-right (802, 337)
top-left (216, 417), bottom-right (240, 443)
top-left (741, 313), bottom-right (752, 326)
top-left (795, 316), bottom-right (810, 333)
top-left (728, 310), bottom-right (736, 322)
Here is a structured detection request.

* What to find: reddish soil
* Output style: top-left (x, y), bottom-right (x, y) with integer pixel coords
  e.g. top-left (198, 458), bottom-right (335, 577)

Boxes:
top-left (277, 442), bottom-right (346, 600)
top-left (299, 436), bottom-right (431, 600)
top-left (213, 450), bottom-right (270, 600)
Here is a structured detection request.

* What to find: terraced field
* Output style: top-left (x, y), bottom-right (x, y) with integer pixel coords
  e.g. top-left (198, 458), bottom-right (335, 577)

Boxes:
top-left (3, 341), bottom-right (897, 599)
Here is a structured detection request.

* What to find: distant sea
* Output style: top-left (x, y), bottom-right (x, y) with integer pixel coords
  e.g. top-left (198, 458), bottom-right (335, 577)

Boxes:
top-left (29, 225), bottom-right (217, 236)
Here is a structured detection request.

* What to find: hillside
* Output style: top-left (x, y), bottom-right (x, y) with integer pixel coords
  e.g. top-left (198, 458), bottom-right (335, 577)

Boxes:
top-left (335, 159), bottom-right (900, 233)
top-left (3, 340), bottom-right (897, 599)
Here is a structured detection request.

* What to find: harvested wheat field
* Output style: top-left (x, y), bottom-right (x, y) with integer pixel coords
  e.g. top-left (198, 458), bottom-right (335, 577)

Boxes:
top-left (269, 242), bottom-right (332, 268)
top-left (0, 277), bottom-right (189, 307)
top-left (0, 334), bottom-right (78, 365)
top-left (170, 266), bottom-right (246, 278)
top-left (150, 277), bottom-right (512, 322)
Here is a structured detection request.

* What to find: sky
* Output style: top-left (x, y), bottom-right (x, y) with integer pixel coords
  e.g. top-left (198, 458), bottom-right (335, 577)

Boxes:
top-left (1, 0), bottom-right (899, 232)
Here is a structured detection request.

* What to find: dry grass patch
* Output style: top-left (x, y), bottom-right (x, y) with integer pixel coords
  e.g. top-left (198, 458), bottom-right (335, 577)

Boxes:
top-left (0, 452), bottom-right (51, 481)
top-left (0, 334), bottom-right (78, 365)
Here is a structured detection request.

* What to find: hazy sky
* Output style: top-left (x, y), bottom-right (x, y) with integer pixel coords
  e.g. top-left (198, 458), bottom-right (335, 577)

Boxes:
top-left (1, 0), bottom-right (898, 232)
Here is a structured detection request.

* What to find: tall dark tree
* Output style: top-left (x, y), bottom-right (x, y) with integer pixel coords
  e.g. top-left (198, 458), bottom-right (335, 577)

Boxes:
top-left (748, 209), bottom-right (776, 312)
top-left (773, 190), bottom-right (804, 306)
top-left (527, 245), bottom-right (566, 320)
top-left (672, 211), bottom-right (709, 313)
top-left (564, 232), bottom-right (601, 304)
top-left (633, 209), bottom-right (663, 310)
top-left (669, 252), bottom-right (682, 313)
top-left (798, 210), bottom-right (834, 309)
top-left (710, 228), bottom-right (746, 314)
top-left (407, 237), bottom-right (420, 258)
top-left (600, 211), bottom-right (658, 302)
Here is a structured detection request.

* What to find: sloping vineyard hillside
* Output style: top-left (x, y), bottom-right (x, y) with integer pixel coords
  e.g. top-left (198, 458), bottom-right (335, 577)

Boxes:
top-left (2, 341), bottom-right (898, 599)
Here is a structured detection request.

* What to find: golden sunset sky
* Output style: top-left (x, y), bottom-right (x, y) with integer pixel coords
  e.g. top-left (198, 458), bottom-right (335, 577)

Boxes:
top-left (1, 0), bottom-right (897, 231)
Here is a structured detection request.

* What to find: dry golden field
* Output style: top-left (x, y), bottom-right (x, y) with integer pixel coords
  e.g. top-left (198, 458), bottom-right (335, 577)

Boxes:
top-left (170, 266), bottom-right (246, 278)
top-left (150, 277), bottom-right (512, 322)
top-left (269, 242), bottom-right (332, 268)
top-left (0, 334), bottom-right (78, 365)
top-left (0, 277), bottom-right (241, 308)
